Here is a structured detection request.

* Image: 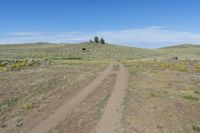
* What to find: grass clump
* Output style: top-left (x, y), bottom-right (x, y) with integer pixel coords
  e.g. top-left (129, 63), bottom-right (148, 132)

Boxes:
top-left (12, 61), bottom-right (27, 70)
top-left (183, 95), bottom-right (199, 101)
top-left (0, 61), bottom-right (7, 71)
top-left (159, 61), bottom-right (188, 72)
top-left (173, 64), bottom-right (187, 71)
top-left (22, 102), bottom-right (33, 110)
top-left (15, 117), bottom-right (23, 127)
top-left (194, 90), bottom-right (200, 94)
top-left (192, 125), bottom-right (200, 132)
top-left (0, 59), bottom-right (43, 71)
top-left (0, 98), bottom-right (19, 116)
top-left (151, 93), bottom-right (158, 97)
top-left (195, 65), bottom-right (200, 73)
top-left (50, 57), bottom-right (82, 60)
top-left (0, 66), bottom-right (5, 71)
top-left (0, 123), bottom-right (7, 128)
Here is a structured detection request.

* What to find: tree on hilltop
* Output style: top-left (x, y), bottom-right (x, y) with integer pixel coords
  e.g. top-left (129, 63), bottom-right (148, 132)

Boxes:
top-left (100, 38), bottom-right (105, 44)
top-left (94, 36), bottom-right (99, 43)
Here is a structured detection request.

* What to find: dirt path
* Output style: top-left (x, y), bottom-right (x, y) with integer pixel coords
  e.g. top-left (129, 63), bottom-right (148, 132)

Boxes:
top-left (29, 64), bottom-right (113, 133)
top-left (95, 64), bottom-right (129, 133)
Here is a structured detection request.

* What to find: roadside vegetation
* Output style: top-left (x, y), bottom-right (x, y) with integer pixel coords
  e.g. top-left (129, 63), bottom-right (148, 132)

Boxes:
top-left (0, 59), bottom-right (107, 129)
top-left (120, 60), bottom-right (200, 133)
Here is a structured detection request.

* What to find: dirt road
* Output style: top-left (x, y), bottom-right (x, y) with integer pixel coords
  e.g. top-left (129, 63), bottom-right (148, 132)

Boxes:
top-left (1, 63), bottom-right (129, 133)
top-left (29, 64), bottom-right (113, 133)
top-left (95, 64), bottom-right (129, 133)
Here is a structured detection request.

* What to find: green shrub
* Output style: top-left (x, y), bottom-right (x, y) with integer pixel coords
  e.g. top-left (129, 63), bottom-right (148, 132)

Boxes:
top-left (0, 98), bottom-right (18, 115)
top-left (192, 125), bottom-right (200, 132)
top-left (183, 95), bottom-right (199, 101)
top-left (194, 91), bottom-right (200, 94)
top-left (195, 65), bottom-right (200, 73)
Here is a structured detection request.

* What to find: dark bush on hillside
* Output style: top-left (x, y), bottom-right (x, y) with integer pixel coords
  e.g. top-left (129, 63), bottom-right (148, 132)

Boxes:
top-left (94, 36), bottom-right (99, 43)
top-left (82, 48), bottom-right (86, 51)
top-left (89, 40), bottom-right (94, 43)
top-left (100, 38), bottom-right (105, 44)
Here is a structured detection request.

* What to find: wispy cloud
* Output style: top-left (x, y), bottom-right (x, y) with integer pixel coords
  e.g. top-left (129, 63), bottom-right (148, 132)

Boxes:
top-left (10, 32), bottom-right (45, 36)
top-left (97, 27), bottom-right (200, 47)
top-left (1, 26), bottom-right (200, 48)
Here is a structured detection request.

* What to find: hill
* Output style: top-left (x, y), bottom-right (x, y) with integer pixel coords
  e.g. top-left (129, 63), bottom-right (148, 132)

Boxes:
top-left (158, 44), bottom-right (200, 59)
top-left (0, 42), bottom-right (160, 60)
top-left (0, 43), bottom-right (200, 60)
top-left (160, 44), bottom-right (200, 49)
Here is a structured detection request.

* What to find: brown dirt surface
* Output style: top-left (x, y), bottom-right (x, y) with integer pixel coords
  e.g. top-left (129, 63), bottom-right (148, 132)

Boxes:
top-left (50, 74), bottom-right (117, 133)
top-left (95, 64), bottom-right (129, 133)
top-left (27, 63), bottom-right (113, 133)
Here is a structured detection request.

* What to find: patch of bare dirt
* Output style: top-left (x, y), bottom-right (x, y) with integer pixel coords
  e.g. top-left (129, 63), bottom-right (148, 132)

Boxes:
top-left (50, 74), bottom-right (116, 133)
top-left (95, 64), bottom-right (129, 133)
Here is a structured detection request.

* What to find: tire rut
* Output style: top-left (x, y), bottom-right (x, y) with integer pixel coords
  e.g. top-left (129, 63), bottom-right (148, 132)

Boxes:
top-left (29, 64), bottom-right (113, 133)
top-left (95, 64), bottom-right (129, 133)
top-left (50, 74), bottom-right (116, 133)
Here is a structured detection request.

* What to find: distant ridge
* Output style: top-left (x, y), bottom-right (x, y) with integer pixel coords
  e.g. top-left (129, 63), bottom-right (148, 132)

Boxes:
top-left (160, 44), bottom-right (200, 49)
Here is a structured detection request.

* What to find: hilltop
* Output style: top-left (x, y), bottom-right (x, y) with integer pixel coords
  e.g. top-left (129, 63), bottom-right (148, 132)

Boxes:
top-left (158, 44), bottom-right (200, 59)
top-left (160, 44), bottom-right (200, 49)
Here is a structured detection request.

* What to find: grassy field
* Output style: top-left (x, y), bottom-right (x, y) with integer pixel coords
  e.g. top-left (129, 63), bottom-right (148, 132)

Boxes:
top-left (0, 59), bottom-right (108, 130)
top-left (0, 42), bottom-right (165, 60)
top-left (159, 44), bottom-right (200, 59)
top-left (0, 42), bottom-right (200, 132)
top-left (1, 43), bottom-right (200, 61)
top-left (120, 60), bottom-right (200, 132)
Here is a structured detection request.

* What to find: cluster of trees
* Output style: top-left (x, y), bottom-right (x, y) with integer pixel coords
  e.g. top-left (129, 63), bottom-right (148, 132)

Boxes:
top-left (90, 36), bottom-right (106, 44)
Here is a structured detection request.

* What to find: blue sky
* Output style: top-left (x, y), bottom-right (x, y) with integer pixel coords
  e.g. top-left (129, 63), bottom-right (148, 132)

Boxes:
top-left (1, 0), bottom-right (200, 48)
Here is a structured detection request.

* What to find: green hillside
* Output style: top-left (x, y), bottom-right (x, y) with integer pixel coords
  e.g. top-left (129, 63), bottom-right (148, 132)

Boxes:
top-left (0, 43), bottom-right (200, 60)
top-left (158, 44), bottom-right (200, 59)
top-left (160, 44), bottom-right (200, 49)
top-left (0, 42), bottom-right (159, 60)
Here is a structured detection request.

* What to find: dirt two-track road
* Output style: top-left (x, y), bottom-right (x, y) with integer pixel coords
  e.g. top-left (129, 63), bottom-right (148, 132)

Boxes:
top-left (6, 63), bottom-right (128, 133)
top-left (95, 64), bottom-right (128, 133)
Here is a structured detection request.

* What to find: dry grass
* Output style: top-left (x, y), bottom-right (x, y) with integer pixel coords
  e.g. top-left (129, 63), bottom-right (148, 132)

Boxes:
top-left (119, 60), bottom-right (200, 133)
top-left (0, 60), bottom-right (108, 128)
top-left (1, 43), bottom-right (200, 132)
top-left (193, 125), bottom-right (200, 132)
